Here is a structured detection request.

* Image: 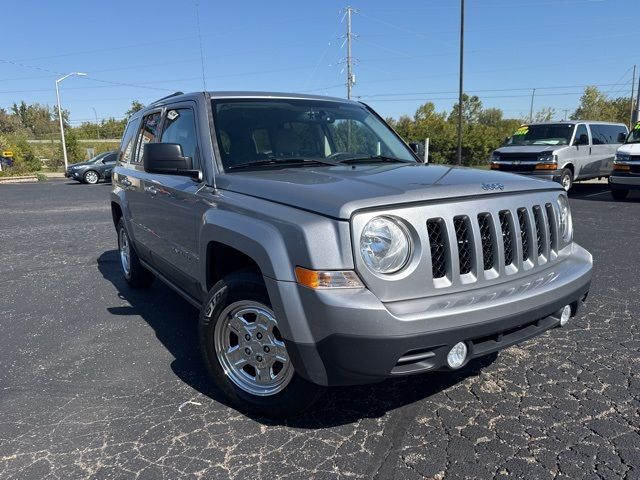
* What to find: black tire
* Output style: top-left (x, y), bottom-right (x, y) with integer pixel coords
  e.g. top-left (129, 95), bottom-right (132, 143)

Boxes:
top-left (611, 188), bottom-right (629, 200)
top-left (559, 168), bottom-right (573, 191)
top-left (117, 218), bottom-right (154, 288)
top-left (83, 170), bottom-right (99, 185)
top-left (199, 271), bottom-right (323, 417)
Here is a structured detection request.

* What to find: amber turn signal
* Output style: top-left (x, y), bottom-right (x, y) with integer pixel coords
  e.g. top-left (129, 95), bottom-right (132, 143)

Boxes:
top-left (613, 163), bottom-right (630, 171)
top-left (295, 267), bottom-right (363, 289)
top-left (535, 163), bottom-right (558, 170)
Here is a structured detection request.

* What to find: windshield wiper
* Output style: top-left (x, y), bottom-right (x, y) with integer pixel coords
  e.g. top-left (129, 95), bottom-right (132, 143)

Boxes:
top-left (226, 156), bottom-right (339, 171)
top-left (337, 155), bottom-right (414, 164)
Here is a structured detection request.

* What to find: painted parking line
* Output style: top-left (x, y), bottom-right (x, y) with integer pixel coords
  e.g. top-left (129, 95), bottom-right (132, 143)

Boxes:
top-left (582, 190), bottom-right (611, 198)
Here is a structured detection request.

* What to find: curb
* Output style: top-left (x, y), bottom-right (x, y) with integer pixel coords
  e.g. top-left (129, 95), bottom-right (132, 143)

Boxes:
top-left (0, 175), bottom-right (38, 184)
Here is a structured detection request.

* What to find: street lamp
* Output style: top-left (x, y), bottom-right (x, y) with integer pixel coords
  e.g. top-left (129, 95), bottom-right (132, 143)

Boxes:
top-left (55, 72), bottom-right (86, 170)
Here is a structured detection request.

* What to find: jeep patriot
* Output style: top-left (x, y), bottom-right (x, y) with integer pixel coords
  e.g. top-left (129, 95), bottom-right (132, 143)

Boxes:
top-left (110, 91), bottom-right (592, 416)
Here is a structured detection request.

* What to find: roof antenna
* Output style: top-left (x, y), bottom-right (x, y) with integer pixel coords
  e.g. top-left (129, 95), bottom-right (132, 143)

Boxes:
top-left (195, 2), bottom-right (207, 91)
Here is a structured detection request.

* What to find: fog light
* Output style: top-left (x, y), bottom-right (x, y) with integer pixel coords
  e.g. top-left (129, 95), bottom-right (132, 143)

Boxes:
top-left (560, 305), bottom-right (571, 326)
top-left (447, 342), bottom-right (468, 369)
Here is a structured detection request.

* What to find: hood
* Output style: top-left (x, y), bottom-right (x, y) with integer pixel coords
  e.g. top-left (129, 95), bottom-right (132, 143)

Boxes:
top-left (494, 145), bottom-right (563, 155)
top-left (618, 143), bottom-right (640, 155)
top-left (216, 163), bottom-right (561, 219)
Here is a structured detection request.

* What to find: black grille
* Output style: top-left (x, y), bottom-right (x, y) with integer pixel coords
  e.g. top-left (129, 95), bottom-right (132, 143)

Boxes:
top-left (454, 216), bottom-right (473, 275)
top-left (533, 206), bottom-right (543, 257)
top-left (493, 163), bottom-right (536, 173)
top-left (498, 152), bottom-right (540, 161)
top-left (545, 203), bottom-right (555, 252)
top-left (630, 164), bottom-right (640, 174)
top-left (517, 208), bottom-right (529, 261)
top-left (427, 219), bottom-right (447, 279)
top-left (499, 211), bottom-right (513, 266)
top-left (477, 213), bottom-right (494, 270)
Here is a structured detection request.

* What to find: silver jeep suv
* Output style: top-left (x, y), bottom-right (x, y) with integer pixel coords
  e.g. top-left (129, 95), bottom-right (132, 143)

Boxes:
top-left (110, 92), bottom-right (592, 416)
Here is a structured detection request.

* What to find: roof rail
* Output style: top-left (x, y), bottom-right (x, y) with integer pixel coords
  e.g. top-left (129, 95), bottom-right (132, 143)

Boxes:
top-left (149, 91), bottom-right (184, 106)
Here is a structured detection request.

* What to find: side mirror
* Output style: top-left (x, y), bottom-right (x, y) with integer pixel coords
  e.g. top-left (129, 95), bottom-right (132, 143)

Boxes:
top-left (143, 143), bottom-right (198, 177)
top-left (617, 132), bottom-right (627, 143)
top-left (408, 142), bottom-right (421, 155)
top-left (574, 134), bottom-right (588, 146)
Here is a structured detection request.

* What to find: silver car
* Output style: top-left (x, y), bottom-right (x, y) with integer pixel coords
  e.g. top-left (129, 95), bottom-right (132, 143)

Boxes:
top-left (110, 92), bottom-right (592, 417)
top-left (491, 121), bottom-right (628, 191)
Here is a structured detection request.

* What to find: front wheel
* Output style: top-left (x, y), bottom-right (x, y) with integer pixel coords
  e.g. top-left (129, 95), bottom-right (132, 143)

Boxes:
top-left (199, 271), bottom-right (323, 417)
top-left (559, 168), bottom-right (573, 191)
top-left (611, 188), bottom-right (629, 200)
top-left (83, 170), bottom-right (99, 185)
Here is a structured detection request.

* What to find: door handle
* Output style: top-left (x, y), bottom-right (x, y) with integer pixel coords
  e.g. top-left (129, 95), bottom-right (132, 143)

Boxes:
top-left (144, 185), bottom-right (158, 195)
top-left (121, 177), bottom-right (132, 187)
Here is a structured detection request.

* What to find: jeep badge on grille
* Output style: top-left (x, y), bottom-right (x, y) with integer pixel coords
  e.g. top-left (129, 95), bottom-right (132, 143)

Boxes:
top-left (481, 182), bottom-right (505, 191)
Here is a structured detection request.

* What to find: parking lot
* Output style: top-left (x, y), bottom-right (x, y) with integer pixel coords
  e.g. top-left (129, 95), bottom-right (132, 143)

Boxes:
top-left (0, 179), bottom-right (638, 479)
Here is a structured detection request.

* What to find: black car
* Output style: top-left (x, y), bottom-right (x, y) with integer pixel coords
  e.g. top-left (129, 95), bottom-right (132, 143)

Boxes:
top-left (65, 151), bottom-right (117, 184)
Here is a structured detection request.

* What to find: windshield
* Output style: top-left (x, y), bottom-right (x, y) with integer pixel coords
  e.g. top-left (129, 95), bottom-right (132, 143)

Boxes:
top-left (211, 98), bottom-right (416, 170)
top-left (506, 124), bottom-right (575, 146)
top-left (626, 123), bottom-right (640, 144)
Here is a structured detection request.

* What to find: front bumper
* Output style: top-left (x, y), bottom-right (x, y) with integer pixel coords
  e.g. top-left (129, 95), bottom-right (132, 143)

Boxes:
top-left (269, 244), bottom-right (592, 387)
top-left (609, 173), bottom-right (640, 190)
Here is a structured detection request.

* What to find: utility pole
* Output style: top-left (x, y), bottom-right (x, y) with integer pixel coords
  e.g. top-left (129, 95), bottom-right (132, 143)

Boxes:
top-left (630, 65), bottom-right (637, 128)
top-left (344, 6), bottom-right (357, 100)
top-left (636, 74), bottom-right (640, 124)
top-left (456, 0), bottom-right (464, 166)
top-left (529, 88), bottom-right (536, 122)
top-left (562, 109), bottom-right (569, 121)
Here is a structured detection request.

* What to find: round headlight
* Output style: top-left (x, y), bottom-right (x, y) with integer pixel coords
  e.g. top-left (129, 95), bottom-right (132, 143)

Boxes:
top-left (360, 216), bottom-right (411, 274)
top-left (556, 194), bottom-right (572, 242)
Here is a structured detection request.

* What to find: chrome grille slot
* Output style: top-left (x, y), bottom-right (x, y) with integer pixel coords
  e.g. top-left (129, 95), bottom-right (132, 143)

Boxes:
top-left (477, 213), bottom-right (495, 271)
top-left (545, 203), bottom-right (556, 253)
top-left (533, 205), bottom-right (544, 257)
top-left (517, 208), bottom-right (530, 261)
top-left (453, 216), bottom-right (473, 275)
top-left (499, 210), bottom-right (514, 266)
top-left (427, 219), bottom-right (448, 279)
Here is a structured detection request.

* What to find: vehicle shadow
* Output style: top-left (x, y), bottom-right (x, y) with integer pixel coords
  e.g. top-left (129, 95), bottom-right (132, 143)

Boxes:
top-left (569, 182), bottom-right (640, 203)
top-left (97, 249), bottom-right (495, 427)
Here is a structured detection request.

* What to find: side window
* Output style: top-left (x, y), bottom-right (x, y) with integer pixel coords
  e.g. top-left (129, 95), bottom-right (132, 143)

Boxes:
top-left (606, 125), bottom-right (627, 144)
top-left (589, 124), bottom-right (606, 145)
top-left (574, 124), bottom-right (589, 145)
top-left (160, 108), bottom-right (199, 166)
top-left (103, 153), bottom-right (117, 164)
top-left (133, 112), bottom-right (162, 164)
top-left (119, 117), bottom-right (141, 164)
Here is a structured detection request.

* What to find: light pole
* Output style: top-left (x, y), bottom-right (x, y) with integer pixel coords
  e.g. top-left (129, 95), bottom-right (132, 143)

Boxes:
top-left (55, 72), bottom-right (86, 170)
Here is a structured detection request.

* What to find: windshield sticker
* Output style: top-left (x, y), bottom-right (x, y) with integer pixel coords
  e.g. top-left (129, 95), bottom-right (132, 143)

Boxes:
top-left (167, 110), bottom-right (179, 121)
top-left (514, 126), bottom-right (529, 136)
top-left (634, 122), bottom-right (640, 130)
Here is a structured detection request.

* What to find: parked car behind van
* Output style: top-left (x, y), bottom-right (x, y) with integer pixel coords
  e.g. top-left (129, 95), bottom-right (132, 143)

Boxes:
top-left (609, 122), bottom-right (640, 200)
top-left (491, 121), bottom-right (628, 191)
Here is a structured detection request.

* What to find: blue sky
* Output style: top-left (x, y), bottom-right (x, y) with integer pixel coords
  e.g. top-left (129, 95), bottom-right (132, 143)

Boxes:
top-left (2, 0), bottom-right (637, 126)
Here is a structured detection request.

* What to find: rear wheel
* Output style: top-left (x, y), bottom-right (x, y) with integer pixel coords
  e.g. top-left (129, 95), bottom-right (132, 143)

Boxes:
top-left (117, 218), bottom-right (154, 288)
top-left (199, 271), bottom-right (323, 417)
top-left (559, 168), bottom-right (573, 191)
top-left (611, 188), bottom-right (629, 200)
top-left (83, 170), bottom-right (99, 184)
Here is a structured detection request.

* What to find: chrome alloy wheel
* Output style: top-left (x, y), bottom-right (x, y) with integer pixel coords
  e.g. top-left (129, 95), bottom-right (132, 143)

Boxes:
top-left (118, 227), bottom-right (131, 277)
top-left (85, 171), bottom-right (99, 184)
top-left (562, 173), bottom-right (571, 191)
top-left (214, 301), bottom-right (294, 396)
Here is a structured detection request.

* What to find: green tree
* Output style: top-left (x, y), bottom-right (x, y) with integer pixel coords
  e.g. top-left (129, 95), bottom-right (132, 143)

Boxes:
top-left (571, 86), bottom-right (629, 124)
top-left (126, 100), bottom-right (145, 117)
top-left (534, 107), bottom-right (557, 122)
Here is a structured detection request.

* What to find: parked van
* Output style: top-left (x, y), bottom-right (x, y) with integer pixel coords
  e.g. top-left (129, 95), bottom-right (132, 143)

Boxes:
top-left (609, 121), bottom-right (640, 200)
top-left (490, 121), bottom-right (628, 190)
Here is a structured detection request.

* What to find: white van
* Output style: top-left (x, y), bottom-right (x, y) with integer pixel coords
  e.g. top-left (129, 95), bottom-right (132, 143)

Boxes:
top-left (609, 122), bottom-right (640, 200)
top-left (491, 121), bottom-right (628, 191)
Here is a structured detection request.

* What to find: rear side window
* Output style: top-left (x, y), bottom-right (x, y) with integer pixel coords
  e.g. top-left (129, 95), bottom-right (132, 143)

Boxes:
top-left (160, 108), bottom-right (199, 167)
top-left (104, 153), bottom-right (117, 163)
top-left (133, 112), bottom-right (162, 164)
top-left (590, 124), bottom-right (626, 144)
top-left (119, 117), bottom-right (141, 164)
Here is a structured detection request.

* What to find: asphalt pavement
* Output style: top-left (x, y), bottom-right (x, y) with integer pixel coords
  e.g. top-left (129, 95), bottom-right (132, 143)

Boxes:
top-left (0, 179), bottom-right (638, 479)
